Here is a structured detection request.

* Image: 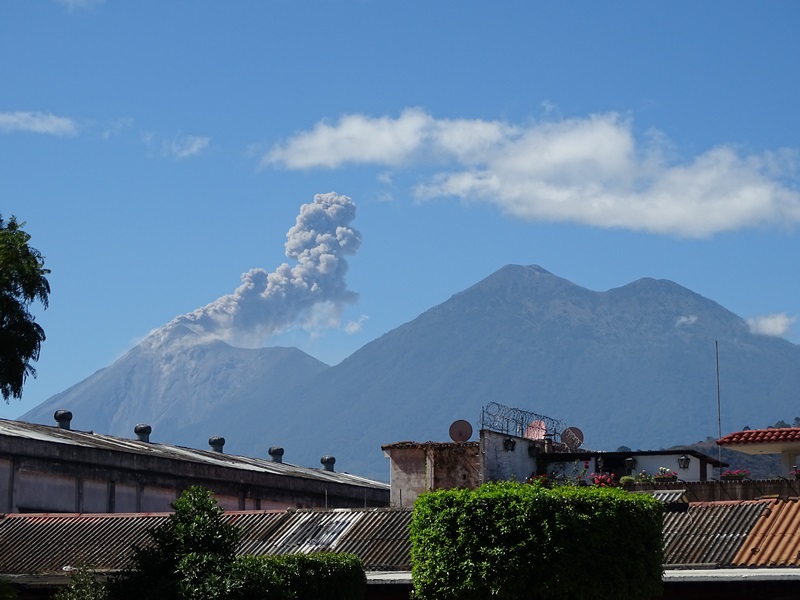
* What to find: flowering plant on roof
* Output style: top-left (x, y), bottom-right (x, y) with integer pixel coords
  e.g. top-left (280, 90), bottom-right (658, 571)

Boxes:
top-left (720, 468), bottom-right (749, 479)
top-left (591, 472), bottom-right (616, 487)
top-left (633, 470), bottom-right (653, 483)
top-left (653, 467), bottom-right (677, 480)
top-left (527, 473), bottom-right (552, 487)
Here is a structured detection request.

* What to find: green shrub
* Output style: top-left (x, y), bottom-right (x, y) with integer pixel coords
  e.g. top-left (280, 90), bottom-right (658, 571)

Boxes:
top-left (0, 580), bottom-right (17, 600)
top-left (225, 555), bottom-right (288, 600)
top-left (53, 567), bottom-right (108, 600)
top-left (267, 554), bottom-right (366, 600)
top-left (410, 481), bottom-right (663, 600)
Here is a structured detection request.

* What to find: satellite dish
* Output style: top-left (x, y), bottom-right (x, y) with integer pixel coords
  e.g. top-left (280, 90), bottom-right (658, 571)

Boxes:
top-left (449, 420), bottom-right (473, 442)
top-left (524, 420), bottom-right (546, 440)
top-left (562, 426), bottom-right (584, 450)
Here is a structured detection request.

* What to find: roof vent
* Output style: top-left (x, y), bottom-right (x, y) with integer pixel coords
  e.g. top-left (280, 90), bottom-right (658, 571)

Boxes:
top-left (209, 436), bottom-right (225, 453)
top-left (134, 424), bottom-right (152, 443)
top-left (54, 410), bottom-right (72, 430)
top-left (268, 446), bottom-right (284, 463)
top-left (321, 455), bottom-right (336, 472)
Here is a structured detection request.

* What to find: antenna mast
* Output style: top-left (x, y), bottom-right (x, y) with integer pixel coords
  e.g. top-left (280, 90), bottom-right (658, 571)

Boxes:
top-left (716, 340), bottom-right (722, 470)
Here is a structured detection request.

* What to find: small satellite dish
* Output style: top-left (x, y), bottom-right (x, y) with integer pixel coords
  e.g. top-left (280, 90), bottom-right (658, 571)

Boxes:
top-left (449, 420), bottom-right (473, 442)
top-left (562, 426), bottom-right (584, 450)
top-left (524, 420), bottom-right (547, 440)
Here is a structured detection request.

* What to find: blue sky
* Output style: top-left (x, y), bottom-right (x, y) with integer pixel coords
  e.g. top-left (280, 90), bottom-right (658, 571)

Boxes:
top-left (2, 1), bottom-right (799, 420)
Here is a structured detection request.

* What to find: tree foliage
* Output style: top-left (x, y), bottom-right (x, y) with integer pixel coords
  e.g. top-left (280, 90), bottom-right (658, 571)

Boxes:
top-left (410, 481), bottom-right (664, 600)
top-left (112, 486), bottom-right (242, 600)
top-left (0, 579), bottom-right (17, 600)
top-left (0, 215), bottom-right (50, 401)
top-left (111, 486), bottom-right (365, 600)
top-left (54, 566), bottom-right (109, 600)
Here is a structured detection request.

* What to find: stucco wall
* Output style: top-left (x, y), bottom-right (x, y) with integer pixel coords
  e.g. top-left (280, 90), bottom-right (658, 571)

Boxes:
top-left (480, 430), bottom-right (538, 483)
top-left (384, 443), bottom-right (480, 508)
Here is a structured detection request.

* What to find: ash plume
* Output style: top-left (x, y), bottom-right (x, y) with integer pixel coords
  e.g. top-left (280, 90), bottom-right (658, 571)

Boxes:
top-left (151, 192), bottom-right (361, 348)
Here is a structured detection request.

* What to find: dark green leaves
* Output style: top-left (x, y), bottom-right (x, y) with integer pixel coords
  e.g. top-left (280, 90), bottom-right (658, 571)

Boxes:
top-left (0, 214), bottom-right (50, 401)
top-left (410, 482), bottom-right (664, 600)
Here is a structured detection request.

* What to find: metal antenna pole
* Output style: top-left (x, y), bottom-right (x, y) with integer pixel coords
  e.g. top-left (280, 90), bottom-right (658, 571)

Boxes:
top-left (716, 340), bottom-right (722, 471)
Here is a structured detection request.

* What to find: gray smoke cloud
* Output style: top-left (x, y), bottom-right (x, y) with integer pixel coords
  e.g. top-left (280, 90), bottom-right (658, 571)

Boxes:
top-left (154, 192), bottom-right (361, 347)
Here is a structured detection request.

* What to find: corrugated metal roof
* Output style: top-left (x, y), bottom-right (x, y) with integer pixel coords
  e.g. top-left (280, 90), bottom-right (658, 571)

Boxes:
top-left (0, 512), bottom-right (168, 575)
top-left (0, 419), bottom-right (389, 490)
top-left (734, 498), bottom-right (800, 567)
top-left (0, 508), bottom-right (413, 575)
top-left (663, 500), bottom-right (770, 567)
top-left (235, 508), bottom-right (412, 570)
top-left (6, 499), bottom-right (800, 576)
top-left (649, 489), bottom-right (688, 504)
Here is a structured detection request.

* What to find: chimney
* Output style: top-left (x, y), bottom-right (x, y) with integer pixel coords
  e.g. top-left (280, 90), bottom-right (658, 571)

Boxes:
top-left (54, 410), bottom-right (72, 430)
top-left (268, 446), bottom-right (284, 463)
top-left (134, 424), bottom-right (152, 442)
top-left (321, 455), bottom-right (336, 472)
top-left (209, 436), bottom-right (225, 453)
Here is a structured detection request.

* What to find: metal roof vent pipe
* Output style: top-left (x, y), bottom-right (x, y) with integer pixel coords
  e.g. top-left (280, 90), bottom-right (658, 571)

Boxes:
top-left (209, 436), bottom-right (225, 453)
top-left (54, 410), bottom-right (73, 430)
top-left (269, 446), bottom-right (284, 463)
top-left (321, 455), bottom-right (336, 472)
top-left (134, 424), bottom-right (152, 443)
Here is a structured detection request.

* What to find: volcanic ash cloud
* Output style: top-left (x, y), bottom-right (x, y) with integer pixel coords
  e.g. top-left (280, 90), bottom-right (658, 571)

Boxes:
top-left (152, 192), bottom-right (361, 348)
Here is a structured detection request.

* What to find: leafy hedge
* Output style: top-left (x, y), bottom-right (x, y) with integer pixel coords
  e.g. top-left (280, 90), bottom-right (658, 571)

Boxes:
top-left (246, 554), bottom-right (365, 600)
top-left (410, 482), bottom-right (664, 600)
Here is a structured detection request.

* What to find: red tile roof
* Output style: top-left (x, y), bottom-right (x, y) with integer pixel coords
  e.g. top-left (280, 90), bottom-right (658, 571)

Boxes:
top-left (735, 498), bottom-right (800, 567)
top-left (717, 428), bottom-right (800, 446)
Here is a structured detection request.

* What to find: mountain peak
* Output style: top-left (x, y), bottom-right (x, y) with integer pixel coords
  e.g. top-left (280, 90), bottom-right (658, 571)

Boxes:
top-left (522, 264), bottom-right (553, 275)
top-left (140, 322), bottom-right (218, 351)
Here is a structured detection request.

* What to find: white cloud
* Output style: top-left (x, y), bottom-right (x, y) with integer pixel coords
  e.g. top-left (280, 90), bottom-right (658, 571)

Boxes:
top-left (265, 108), bottom-right (433, 168)
top-left (162, 134), bottom-right (211, 159)
top-left (263, 109), bottom-right (800, 238)
top-left (746, 313), bottom-right (796, 337)
top-left (676, 315), bottom-right (698, 327)
top-left (0, 111), bottom-right (78, 136)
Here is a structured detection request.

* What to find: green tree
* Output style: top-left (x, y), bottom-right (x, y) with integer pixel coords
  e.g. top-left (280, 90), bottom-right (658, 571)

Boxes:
top-left (112, 486), bottom-right (241, 600)
top-left (0, 579), bottom-right (17, 600)
top-left (112, 486), bottom-right (364, 600)
top-left (0, 215), bottom-right (50, 401)
top-left (53, 566), bottom-right (108, 600)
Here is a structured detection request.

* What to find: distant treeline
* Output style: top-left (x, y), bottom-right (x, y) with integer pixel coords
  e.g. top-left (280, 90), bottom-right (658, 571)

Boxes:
top-left (743, 417), bottom-right (800, 430)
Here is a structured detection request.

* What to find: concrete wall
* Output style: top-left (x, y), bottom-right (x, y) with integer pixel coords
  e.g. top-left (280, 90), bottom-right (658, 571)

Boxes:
top-left (629, 455), bottom-right (705, 481)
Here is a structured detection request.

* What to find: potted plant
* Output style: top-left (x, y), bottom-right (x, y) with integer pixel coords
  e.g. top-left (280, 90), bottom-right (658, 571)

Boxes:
top-left (653, 467), bottom-right (678, 482)
top-left (720, 468), bottom-right (749, 481)
top-left (619, 475), bottom-right (636, 490)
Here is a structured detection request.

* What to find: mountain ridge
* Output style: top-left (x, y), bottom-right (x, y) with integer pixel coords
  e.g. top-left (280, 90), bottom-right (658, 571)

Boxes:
top-left (20, 264), bottom-right (800, 480)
